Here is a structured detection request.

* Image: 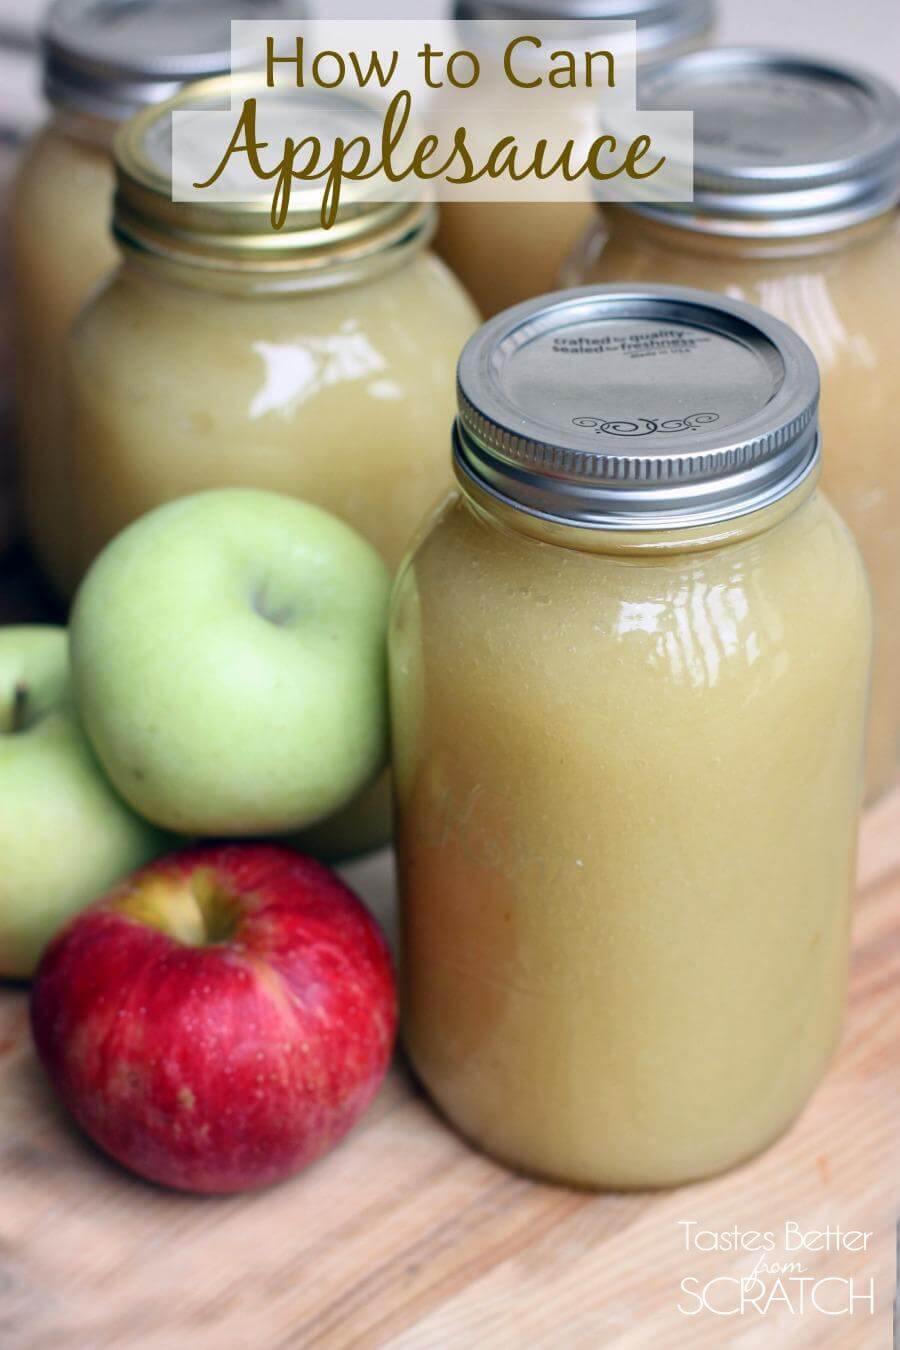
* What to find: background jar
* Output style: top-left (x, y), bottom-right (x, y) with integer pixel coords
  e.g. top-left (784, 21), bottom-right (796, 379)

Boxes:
top-left (563, 50), bottom-right (900, 803)
top-left (391, 286), bottom-right (871, 1189)
top-left (65, 78), bottom-right (480, 858)
top-left (433, 0), bottom-right (715, 318)
top-left (7, 0), bottom-right (300, 592)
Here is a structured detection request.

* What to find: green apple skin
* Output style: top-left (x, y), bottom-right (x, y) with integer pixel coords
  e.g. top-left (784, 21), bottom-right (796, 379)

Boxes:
top-left (0, 627), bottom-right (169, 979)
top-left (69, 490), bottom-right (392, 837)
top-left (286, 768), bottom-right (392, 862)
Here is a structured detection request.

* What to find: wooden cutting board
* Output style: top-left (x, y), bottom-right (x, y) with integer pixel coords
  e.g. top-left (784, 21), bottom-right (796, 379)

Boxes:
top-left (0, 806), bottom-right (896, 1348)
top-left (0, 551), bottom-right (897, 1348)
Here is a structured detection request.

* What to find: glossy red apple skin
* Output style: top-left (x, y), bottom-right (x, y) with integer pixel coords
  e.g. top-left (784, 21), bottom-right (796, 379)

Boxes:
top-left (30, 843), bottom-right (396, 1194)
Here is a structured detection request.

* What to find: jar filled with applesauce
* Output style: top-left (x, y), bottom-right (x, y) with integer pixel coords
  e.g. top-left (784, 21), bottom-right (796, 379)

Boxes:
top-left (391, 286), bottom-right (871, 1189)
top-left (9, 0), bottom-right (301, 592)
top-left (64, 78), bottom-right (479, 857)
top-left (563, 49), bottom-right (900, 803)
top-left (434, 0), bottom-right (715, 317)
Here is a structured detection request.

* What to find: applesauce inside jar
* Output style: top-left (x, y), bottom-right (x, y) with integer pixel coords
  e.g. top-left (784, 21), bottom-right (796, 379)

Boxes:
top-left (8, 0), bottom-right (302, 590)
top-left (562, 49), bottom-right (900, 802)
top-left (390, 285), bottom-right (871, 1189)
top-left (433, 0), bottom-right (715, 317)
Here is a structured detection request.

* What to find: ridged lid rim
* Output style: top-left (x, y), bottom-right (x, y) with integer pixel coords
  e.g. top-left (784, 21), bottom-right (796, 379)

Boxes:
top-left (631, 47), bottom-right (900, 234)
top-left (455, 284), bottom-right (821, 531)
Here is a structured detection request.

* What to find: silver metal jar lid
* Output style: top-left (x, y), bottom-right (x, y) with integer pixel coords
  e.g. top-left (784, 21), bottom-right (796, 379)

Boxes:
top-left (455, 285), bottom-right (820, 531)
top-left (43, 0), bottom-right (307, 124)
top-left (454, 0), bottom-right (714, 60)
top-left (634, 48), bottom-right (900, 235)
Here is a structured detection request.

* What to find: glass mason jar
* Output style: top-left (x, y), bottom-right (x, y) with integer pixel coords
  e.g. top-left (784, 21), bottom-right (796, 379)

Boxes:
top-left (65, 78), bottom-right (480, 858)
top-left (563, 50), bottom-right (900, 804)
top-left (434, 0), bottom-right (715, 317)
top-left (8, 0), bottom-right (301, 591)
top-left (391, 286), bottom-right (871, 1189)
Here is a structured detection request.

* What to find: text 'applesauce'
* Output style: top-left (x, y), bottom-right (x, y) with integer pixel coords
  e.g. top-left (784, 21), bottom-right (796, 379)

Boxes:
top-left (9, 0), bottom-right (299, 591)
top-left (563, 48), bottom-right (900, 803)
top-left (390, 285), bottom-right (871, 1190)
top-left (434, 0), bottom-right (715, 317)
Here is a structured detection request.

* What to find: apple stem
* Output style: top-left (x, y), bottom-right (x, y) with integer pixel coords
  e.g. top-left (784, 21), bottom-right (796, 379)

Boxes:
top-left (11, 682), bottom-right (28, 734)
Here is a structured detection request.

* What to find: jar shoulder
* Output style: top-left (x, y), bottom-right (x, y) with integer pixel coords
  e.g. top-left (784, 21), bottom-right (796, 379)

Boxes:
top-left (68, 250), bottom-right (478, 364)
top-left (393, 492), bottom-right (871, 693)
top-left (8, 126), bottom-right (116, 303)
top-left (569, 213), bottom-right (900, 343)
top-left (11, 121), bottom-right (111, 203)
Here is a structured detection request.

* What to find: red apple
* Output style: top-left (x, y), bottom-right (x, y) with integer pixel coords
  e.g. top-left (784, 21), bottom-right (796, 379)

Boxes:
top-left (30, 843), bottom-right (396, 1194)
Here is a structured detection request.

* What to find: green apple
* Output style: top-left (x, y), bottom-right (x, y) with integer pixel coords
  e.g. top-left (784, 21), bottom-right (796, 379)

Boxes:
top-left (69, 489), bottom-right (392, 836)
top-left (0, 627), bottom-right (168, 978)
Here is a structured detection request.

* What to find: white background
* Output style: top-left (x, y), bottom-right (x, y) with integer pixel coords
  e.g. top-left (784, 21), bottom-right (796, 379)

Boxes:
top-left (0, 0), bottom-right (897, 88)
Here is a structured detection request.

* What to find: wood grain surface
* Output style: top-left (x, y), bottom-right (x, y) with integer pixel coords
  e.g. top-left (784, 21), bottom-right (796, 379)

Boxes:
top-left (0, 716), bottom-right (896, 1347)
